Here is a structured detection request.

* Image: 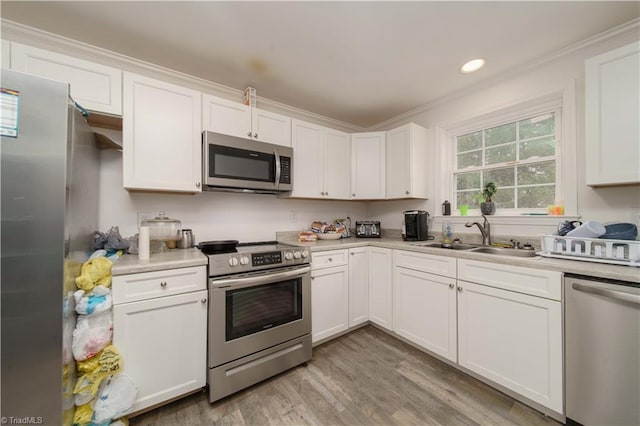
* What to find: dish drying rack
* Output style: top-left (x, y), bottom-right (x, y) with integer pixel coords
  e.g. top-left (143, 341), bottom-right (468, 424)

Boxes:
top-left (538, 234), bottom-right (640, 267)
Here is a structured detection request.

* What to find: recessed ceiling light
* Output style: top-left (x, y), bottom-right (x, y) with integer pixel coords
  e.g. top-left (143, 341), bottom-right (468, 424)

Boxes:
top-left (460, 58), bottom-right (486, 74)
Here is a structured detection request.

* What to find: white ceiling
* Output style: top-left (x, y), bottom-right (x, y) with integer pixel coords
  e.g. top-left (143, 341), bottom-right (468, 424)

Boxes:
top-left (2, 1), bottom-right (638, 127)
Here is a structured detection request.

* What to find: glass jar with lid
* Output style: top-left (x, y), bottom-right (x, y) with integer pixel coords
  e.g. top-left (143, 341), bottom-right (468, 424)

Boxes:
top-left (141, 212), bottom-right (182, 249)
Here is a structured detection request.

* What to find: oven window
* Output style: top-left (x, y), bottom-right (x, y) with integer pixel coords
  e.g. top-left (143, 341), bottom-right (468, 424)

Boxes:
top-left (210, 145), bottom-right (275, 182)
top-left (226, 278), bottom-right (302, 341)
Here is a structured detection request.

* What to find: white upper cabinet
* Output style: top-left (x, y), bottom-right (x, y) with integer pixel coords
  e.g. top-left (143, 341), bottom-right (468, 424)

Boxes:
top-left (202, 94), bottom-right (252, 139)
top-left (585, 41), bottom-right (640, 186)
top-left (351, 132), bottom-right (386, 199)
top-left (10, 42), bottom-right (122, 115)
top-left (290, 119), bottom-right (350, 199)
top-left (386, 123), bottom-right (430, 199)
top-left (202, 93), bottom-right (291, 147)
top-left (123, 72), bottom-right (202, 192)
top-left (1, 40), bottom-right (10, 69)
top-left (252, 108), bottom-right (291, 147)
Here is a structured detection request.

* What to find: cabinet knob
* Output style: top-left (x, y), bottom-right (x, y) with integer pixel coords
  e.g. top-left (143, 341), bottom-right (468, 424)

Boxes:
top-left (352, 193), bottom-right (356, 197)
top-left (201, 298), bottom-right (207, 303)
top-left (196, 182), bottom-right (201, 188)
top-left (160, 281), bottom-right (167, 288)
top-left (449, 283), bottom-right (454, 289)
top-left (253, 133), bottom-right (258, 138)
top-left (325, 192), bottom-right (328, 196)
top-left (406, 190), bottom-right (410, 195)
top-left (328, 258), bottom-right (333, 262)
top-left (320, 191), bottom-right (325, 196)
top-left (350, 252), bottom-right (354, 256)
top-left (247, 131), bottom-right (252, 137)
top-left (311, 276), bottom-right (315, 280)
top-left (457, 286), bottom-right (463, 292)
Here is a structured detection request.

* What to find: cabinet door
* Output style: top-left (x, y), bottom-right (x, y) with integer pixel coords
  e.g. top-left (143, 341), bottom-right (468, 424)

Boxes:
top-left (324, 128), bottom-right (351, 199)
top-left (11, 42), bottom-right (122, 114)
top-left (386, 123), bottom-right (429, 199)
top-left (123, 72), bottom-right (202, 192)
top-left (585, 41), bottom-right (640, 186)
top-left (311, 265), bottom-right (349, 343)
top-left (252, 108), bottom-right (291, 147)
top-left (368, 247), bottom-right (393, 331)
top-left (2, 39), bottom-right (10, 68)
top-left (393, 266), bottom-right (457, 362)
top-left (290, 119), bottom-right (324, 198)
top-left (202, 94), bottom-right (251, 139)
top-left (351, 132), bottom-right (386, 199)
top-left (113, 290), bottom-right (208, 413)
top-left (457, 280), bottom-right (562, 413)
top-left (348, 247), bottom-right (369, 327)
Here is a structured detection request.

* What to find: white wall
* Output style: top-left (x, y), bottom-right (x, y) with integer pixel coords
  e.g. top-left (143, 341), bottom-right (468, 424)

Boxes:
top-left (368, 27), bottom-right (640, 238)
top-left (99, 150), bottom-right (367, 242)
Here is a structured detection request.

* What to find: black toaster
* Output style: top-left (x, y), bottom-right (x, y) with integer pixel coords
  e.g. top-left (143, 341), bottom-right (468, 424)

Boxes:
top-left (356, 221), bottom-right (381, 238)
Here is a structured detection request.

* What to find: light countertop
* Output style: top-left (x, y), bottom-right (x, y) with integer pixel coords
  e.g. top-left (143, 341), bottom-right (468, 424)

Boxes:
top-left (112, 248), bottom-right (208, 276)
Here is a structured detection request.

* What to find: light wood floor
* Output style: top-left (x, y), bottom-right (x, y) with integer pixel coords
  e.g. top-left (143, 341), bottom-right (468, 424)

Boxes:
top-left (130, 326), bottom-right (560, 425)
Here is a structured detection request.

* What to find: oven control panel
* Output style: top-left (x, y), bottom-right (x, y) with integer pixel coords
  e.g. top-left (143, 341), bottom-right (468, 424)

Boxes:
top-left (207, 247), bottom-right (309, 276)
top-left (252, 251), bottom-right (282, 266)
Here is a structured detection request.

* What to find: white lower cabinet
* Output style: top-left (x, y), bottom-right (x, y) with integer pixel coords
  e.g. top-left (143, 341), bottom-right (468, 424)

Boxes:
top-left (112, 266), bottom-right (207, 413)
top-left (456, 260), bottom-right (563, 414)
top-left (393, 251), bottom-right (457, 362)
top-left (368, 247), bottom-right (393, 331)
top-left (311, 250), bottom-right (349, 343)
top-left (348, 247), bottom-right (369, 327)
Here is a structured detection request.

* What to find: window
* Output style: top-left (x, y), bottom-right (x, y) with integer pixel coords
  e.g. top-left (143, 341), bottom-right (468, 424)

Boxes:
top-left (454, 109), bottom-right (560, 212)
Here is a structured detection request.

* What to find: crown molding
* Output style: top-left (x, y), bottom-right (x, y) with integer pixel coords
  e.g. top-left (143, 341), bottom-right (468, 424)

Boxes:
top-left (0, 19), bottom-right (364, 132)
top-left (370, 17), bottom-right (640, 131)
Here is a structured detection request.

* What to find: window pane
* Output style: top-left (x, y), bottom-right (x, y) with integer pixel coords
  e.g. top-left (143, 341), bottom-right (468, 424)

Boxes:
top-left (457, 131), bottom-right (482, 152)
top-left (483, 167), bottom-right (515, 187)
top-left (456, 191), bottom-right (478, 207)
top-left (485, 143), bottom-right (516, 165)
top-left (519, 113), bottom-right (554, 139)
top-left (518, 186), bottom-right (555, 208)
top-left (493, 188), bottom-right (515, 209)
top-left (520, 136), bottom-right (555, 160)
top-left (456, 171), bottom-right (481, 190)
top-left (485, 122), bottom-right (516, 147)
top-left (458, 150), bottom-right (482, 168)
top-left (518, 161), bottom-right (555, 185)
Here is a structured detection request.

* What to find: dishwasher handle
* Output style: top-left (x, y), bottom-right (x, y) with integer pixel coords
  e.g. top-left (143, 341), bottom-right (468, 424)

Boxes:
top-left (573, 282), bottom-right (640, 305)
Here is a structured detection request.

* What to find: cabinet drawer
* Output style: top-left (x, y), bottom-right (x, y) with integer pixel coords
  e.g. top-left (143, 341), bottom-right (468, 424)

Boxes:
top-left (311, 249), bottom-right (348, 270)
top-left (457, 259), bottom-right (562, 301)
top-left (393, 250), bottom-right (456, 278)
top-left (113, 266), bottom-right (206, 304)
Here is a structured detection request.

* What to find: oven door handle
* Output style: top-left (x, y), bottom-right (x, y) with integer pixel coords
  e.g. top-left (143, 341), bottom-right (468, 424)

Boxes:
top-left (211, 266), bottom-right (311, 289)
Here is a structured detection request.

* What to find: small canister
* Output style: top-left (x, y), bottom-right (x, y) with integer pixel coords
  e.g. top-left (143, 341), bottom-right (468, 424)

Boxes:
top-left (177, 229), bottom-right (194, 249)
top-left (442, 200), bottom-right (451, 216)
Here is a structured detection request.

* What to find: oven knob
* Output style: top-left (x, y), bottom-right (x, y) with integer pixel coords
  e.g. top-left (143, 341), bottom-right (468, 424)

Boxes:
top-left (301, 251), bottom-right (308, 258)
top-left (294, 251), bottom-right (301, 259)
top-left (228, 257), bottom-right (239, 266)
top-left (240, 256), bottom-right (249, 265)
top-left (284, 252), bottom-right (293, 260)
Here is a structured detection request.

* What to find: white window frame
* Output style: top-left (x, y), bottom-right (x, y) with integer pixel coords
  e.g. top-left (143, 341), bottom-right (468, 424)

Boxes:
top-left (433, 83), bottom-right (578, 232)
top-left (453, 107), bottom-right (561, 215)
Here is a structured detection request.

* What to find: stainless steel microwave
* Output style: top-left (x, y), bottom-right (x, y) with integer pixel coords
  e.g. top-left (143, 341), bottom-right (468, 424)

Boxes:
top-left (202, 131), bottom-right (293, 194)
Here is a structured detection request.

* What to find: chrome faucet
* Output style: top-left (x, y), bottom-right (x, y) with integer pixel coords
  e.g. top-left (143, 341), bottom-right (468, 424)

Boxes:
top-left (465, 215), bottom-right (492, 246)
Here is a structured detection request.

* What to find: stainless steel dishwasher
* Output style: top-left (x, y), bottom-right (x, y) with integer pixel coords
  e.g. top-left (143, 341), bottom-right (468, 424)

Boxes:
top-left (565, 274), bottom-right (640, 425)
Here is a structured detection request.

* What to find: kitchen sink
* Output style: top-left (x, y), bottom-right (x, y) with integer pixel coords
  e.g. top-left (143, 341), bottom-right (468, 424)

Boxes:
top-left (412, 242), bottom-right (479, 250)
top-left (469, 246), bottom-right (537, 257)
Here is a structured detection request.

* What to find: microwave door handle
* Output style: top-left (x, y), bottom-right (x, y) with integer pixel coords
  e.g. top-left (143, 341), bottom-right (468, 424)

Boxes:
top-left (274, 149), bottom-right (281, 187)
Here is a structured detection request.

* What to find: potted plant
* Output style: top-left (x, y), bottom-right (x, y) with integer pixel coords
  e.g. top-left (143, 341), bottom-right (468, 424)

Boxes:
top-left (479, 182), bottom-right (497, 215)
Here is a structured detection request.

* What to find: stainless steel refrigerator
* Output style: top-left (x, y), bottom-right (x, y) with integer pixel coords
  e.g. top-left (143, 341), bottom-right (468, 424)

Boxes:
top-left (1, 69), bottom-right (100, 425)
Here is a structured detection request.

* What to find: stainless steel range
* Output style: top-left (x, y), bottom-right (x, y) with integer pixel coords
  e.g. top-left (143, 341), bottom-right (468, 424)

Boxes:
top-left (204, 241), bottom-right (312, 402)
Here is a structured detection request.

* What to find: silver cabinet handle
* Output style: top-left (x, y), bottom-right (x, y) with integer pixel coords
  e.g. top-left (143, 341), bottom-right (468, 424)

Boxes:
top-left (350, 252), bottom-right (354, 256)
top-left (573, 282), bottom-right (640, 305)
top-left (352, 193), bottom-right (356, 197)
top-left (457, 286), bottom-right (463, 292)
top-left (320, 192), bottom-right (325, 196)
top-left (325, 192), bottom-right (328, 196)
top-left (160, 281), bottom-right (167, 287)
top-left (196, 182), bottom-right (201, 188)
top-left (254, 133), bottom-right (258, 138)
top-left (247, 131), bottom-right (252, 137)
top-left (328, 258), bottom-right (333, 262)
top-left (406, 190), bottom-right (410, 195)
top-left (201, 298), bottom-right (207, 303)
top-left (449, 283), bottom-right (454, 289)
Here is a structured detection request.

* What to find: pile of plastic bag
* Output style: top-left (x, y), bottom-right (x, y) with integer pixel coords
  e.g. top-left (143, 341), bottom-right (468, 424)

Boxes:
top-left (71, 251), bottom-right (137, 426)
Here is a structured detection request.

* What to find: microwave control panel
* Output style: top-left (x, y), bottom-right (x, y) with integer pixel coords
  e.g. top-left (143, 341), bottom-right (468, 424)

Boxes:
top-left (279, 157), bottom-right (291, 184)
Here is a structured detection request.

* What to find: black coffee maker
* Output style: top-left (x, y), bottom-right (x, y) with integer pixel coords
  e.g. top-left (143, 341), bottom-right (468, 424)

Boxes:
top-left (404, 210), bottom-right (429, 241)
